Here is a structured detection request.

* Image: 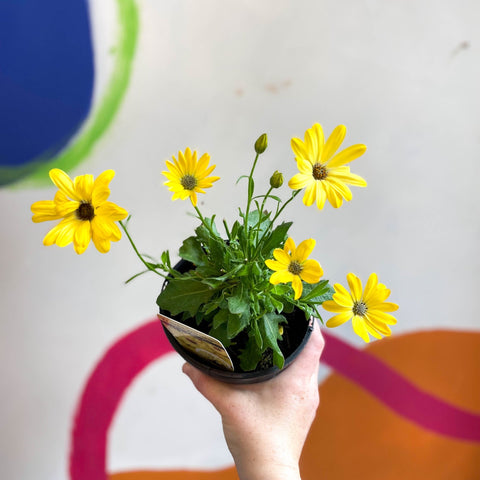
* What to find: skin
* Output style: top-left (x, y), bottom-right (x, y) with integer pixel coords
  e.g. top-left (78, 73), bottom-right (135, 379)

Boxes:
top-left (183, 320), bottom-right (325, 480)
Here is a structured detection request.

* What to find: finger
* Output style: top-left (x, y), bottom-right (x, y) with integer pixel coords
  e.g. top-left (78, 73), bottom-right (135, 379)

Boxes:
top-left (182, 362), bottom-right (229, 406)
top-left (287, 319), bottom-right (325, 376)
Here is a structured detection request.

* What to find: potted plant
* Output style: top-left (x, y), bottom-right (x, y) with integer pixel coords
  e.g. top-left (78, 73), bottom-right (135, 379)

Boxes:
top-left (31, 123), bottom-right (399, 383)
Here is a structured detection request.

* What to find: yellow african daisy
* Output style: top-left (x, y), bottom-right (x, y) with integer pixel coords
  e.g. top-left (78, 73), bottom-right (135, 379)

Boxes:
top-left (162, 148), bottom-right (220, 207)
top-left (288, 123), bottom-right (367, 209)
top-left (265, 237), bottom-right (323, 300)
top-left (31, 168), bottom-right (128, 254)
top-left (323, 272), bottom-right (398, 342)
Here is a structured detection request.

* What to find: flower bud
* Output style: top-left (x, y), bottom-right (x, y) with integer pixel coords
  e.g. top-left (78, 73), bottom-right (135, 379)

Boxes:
top-left (254, 133), bottom-right (268, 154)
top-left (269, 170), bottom-right (284, 188)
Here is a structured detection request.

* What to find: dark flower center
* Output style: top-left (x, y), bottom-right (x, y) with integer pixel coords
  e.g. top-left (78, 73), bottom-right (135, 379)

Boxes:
top-left (312, 163), bottom-right (328, 180)
top-left (181, 174), bottom-right (198, 191)
top-left (288, 260), bottom-right (303, 275)
top-left (352, 301), bottom-right (368, 316)
top-left (76, 202), bottom-right (95, 221)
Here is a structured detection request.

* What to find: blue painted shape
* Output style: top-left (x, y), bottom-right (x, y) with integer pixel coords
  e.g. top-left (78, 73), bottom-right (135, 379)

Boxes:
top-left (0, 0), bottom-right (94, 168)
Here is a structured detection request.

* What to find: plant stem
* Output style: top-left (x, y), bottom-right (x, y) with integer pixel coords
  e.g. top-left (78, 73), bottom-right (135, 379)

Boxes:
top-left (244, 152), bottom-right (260, 231)
top-left (253, 189), bottom-right (302, 258)
top-left (194, 205), bottom-right (217, 238)
top-left (244, 152), bottom-right (260, 258)
top-left (254, 186), bottom-right (274, 247)
top-left (272, 189), bottom-right (301, 224)
top-left (119, 220), bottom-right (166, 278)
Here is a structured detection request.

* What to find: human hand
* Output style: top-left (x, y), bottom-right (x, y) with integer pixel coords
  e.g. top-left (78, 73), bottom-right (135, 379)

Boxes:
top-left (182, 320), bottom-right (325, 480)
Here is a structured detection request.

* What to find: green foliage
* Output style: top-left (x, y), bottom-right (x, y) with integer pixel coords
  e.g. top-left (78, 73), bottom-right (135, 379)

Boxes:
top-left (125, 134), bottom-right (335, 372)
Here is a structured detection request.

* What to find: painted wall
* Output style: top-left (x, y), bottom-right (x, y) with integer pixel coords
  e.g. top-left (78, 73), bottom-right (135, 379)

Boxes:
top-left (1, 0), bottom-right (479, 479)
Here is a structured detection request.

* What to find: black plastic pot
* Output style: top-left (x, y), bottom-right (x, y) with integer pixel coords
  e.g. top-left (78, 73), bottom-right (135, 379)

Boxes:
top-left (159, 259), bottom-right (314, 384)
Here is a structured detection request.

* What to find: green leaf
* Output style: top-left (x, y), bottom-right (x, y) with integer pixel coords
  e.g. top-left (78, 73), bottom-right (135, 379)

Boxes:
top-left (227, 312), bottom-right (249, 338)
top-left (238, 335), bottom-right (263, 371)
top-left (157, 278), bottom-right (214, 317)
top-left (260, 313), bottom-right (285, 368)
top-left (261, 221), bottom-right (293, 256)
top-left (179, 237), bottom-right (208, 266)
top-left (227, 284), bottom-right (249, 315)
top-left (125, 269), bottom-right (150, 284)
top-left (161, 250), bottom-right (171, 268)
top-left (213, 308), bottom-right (230, 329)
top-left (301, 281), bottom-right (334, 303)
top-left (248, 177), bottom-right (254, 199)
top-left (236, 175), bottom-right (249, 185)
top-left (209, 322), bottom-right (232, 348)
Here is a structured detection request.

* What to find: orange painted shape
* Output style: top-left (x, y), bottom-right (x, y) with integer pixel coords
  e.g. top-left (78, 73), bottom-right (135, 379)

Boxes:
top-left (108, 331), bottom-right (480, 480)
top-left (301, 330), bottom-right (480, 479)
top-left (109, 467), bottom-right (238, 480)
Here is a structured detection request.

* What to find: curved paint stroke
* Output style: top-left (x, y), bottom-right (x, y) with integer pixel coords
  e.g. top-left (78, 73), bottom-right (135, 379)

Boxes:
top-left (69, 320), bottom-right (174, 480)
top-left (321, 330), bottom-right (480, 441)
top-left (3, 0), bottom-right (139, 187)
top-left (0, 0), bottom-right (94, 175)
top-left (69, 321), bottom-right (480, 480)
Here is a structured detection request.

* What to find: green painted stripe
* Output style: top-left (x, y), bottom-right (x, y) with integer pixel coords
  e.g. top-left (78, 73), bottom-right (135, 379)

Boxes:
top-left (3, 0), bottom-right (139, 188)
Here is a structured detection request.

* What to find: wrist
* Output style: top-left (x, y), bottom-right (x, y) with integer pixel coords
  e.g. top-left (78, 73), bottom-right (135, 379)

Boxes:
top-left (234, 457), bottom-right (301, 480)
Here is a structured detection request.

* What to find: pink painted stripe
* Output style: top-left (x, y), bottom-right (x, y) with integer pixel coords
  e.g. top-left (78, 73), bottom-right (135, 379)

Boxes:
top-left (321, 331), bottom-right (480, 442)
top-left (69, 320), bottom-right (174, 480)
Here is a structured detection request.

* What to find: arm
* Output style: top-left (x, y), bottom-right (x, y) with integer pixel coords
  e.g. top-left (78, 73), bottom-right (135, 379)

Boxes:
top-left (182, 320), bottom-right (324, 480)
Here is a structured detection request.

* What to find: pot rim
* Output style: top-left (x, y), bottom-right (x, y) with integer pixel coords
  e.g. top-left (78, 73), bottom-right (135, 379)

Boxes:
top-left (161, 316), bottom-right (314, 384)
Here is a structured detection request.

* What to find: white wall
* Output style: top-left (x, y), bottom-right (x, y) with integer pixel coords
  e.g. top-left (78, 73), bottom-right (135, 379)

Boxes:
top-left (1, 0), bottom-right (479, 478)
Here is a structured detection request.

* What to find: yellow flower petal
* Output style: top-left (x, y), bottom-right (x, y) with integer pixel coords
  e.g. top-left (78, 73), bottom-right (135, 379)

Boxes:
top-left (163, 148), bottom-right (218, 205)
top-left (265, 259), bottom-right (284, 272)
top-left (327, 144), bottom-right (367, 169)
top-left (288, 173), bottom-right (311, 190)
top-left (327, 176), bottom-right (353, 201)
top-left (300, 259), bottom-right (323, 283)
top-left (284, 237), bottom-right (296, 254)
top-left (295, 238), bottom-right (315, 262)
top-left (368, 310), bottom-right (398, 325)
top-left (31, 201), bottom-right (62, 223)
top-left (362, 273), bottom-right (378, 303)
top-left (49, 169), bottom-right (81, 201)
top-left (315, 182), bottom-right (327, 210)
top-left (302, 182), bottom-right (316, 206)
top-left (289, 124), bottom-right (366, 210)
top-left (270, 270), bottom-right (293, 285)
top-left (74, 174), bottom-right (94, 201)
top-left (364, 314), bottom-right (392, 336)
top-left (347, 273), bottom-right (362, 301)
top-left (352, 316), bottom-right (370, 342)
top-left (305, 126), bottom-right (320, 163)
top-left (369, 301), bottom-right (399, 312)
top-left (291, 275), bottom-right (303, 300)
top-left (291, 137), bottom-right (308, 162)
top-left (322, 124), bottom-right (346, 163)
top-left (43, 217), bottom-right (78, 247)
top-left (364, 321), bottom-right (384, 339)
top-left (323, 273), bottom-right (398, 341)
top-left (324, 182), bottom-right (343, 208)
top-left (73, 220), bottom-right (92, 254)
top-left (332, 169), bottom-right (367, 187)
top-left (322, 300), bottom-right (351, 313)
top-left (96, 202), bottom-right (128, 221)
top-left (33, 169), bottom-right (126, 254)
top-left (326, 311), bottom-right (352, 328)
top-left (92, 233), bottom-right (111, 253)
top-left (272, 248), bottom-right (291, 266)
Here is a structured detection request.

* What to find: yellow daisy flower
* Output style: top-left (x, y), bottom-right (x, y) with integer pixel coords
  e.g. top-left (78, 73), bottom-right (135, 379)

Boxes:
top-left (162, 148), bottom-right (220, 207)
top-left (265, 237), bottom-right (323, 300)
top-left (323, 272), bottom-right (399, 342)
top-left (288, 123), bottom-right (367, 209)
top-left (31, 168), bottom-right (128, 254)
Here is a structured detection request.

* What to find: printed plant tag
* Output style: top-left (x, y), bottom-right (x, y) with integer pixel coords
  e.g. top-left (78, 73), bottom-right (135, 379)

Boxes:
top-left (158, 313), bottom-right (234, 371)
